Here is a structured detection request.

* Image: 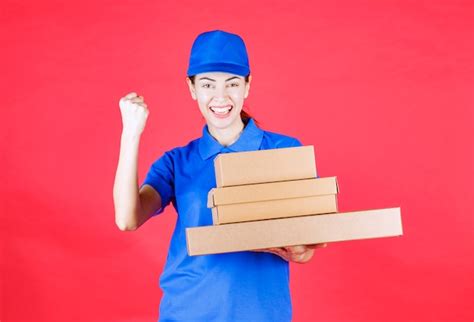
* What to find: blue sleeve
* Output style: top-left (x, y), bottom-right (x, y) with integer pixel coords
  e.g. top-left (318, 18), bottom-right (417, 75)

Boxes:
top-left (140, 150), bottom-right (175, 216)
top-left (276, 136), bottom-right (303, 148)
top-left (288, 137), bottom-right (303, 147)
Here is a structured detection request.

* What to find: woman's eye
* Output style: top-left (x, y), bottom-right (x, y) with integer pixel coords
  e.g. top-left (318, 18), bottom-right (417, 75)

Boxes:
top-left (229, 83), bottom-right (239, 87)
top-left (202, 84), bottom-right (211, 89)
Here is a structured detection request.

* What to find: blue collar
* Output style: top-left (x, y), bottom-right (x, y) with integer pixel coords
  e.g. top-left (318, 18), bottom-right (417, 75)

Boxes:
top-left (198, 118), bottom-right (264, 160)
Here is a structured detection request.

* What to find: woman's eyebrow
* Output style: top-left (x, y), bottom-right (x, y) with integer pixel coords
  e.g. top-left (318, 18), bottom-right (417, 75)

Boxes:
top-left (225, 76), bottom-right (240, 81)
top-left (198, 77), bottom-right (216, 82)
top-left (198, 76), bottom-right (240, 82)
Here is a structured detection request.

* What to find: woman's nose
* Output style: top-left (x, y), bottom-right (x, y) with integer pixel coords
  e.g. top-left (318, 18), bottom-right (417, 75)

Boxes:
top-left (214, 85), bottom-right (227, 99)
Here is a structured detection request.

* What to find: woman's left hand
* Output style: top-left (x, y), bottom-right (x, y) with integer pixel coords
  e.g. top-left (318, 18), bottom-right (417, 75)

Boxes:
top-left (252, 243), bottom-right (327, 263)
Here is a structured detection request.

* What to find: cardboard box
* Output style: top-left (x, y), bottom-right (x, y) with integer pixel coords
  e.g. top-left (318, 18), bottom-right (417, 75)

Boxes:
top-left (214, 146), bottom-right (317, 187)
top-left (208, 177), bottom-right (339, 207)
top-left (186, 207), bottom-right (403, 256)
top-left (212, 194), bottom-right (338, 225)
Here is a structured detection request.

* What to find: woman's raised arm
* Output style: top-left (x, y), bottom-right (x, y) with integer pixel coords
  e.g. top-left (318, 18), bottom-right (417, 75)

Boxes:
top-left (113, 92), bottom-right (161, 231)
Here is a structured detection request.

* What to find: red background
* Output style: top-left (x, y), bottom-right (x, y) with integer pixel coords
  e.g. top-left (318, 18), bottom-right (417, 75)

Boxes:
top-left (2, 0), bottom-right (473, 321)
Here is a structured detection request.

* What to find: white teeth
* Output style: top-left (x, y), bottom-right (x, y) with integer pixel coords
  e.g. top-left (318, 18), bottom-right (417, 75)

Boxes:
top-left (210, 106), bottom-right (232, 114)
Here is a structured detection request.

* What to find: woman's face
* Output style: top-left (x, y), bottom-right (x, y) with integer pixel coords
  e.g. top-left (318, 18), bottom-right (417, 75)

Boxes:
top-left (186, 72), bottom-right (251, 130)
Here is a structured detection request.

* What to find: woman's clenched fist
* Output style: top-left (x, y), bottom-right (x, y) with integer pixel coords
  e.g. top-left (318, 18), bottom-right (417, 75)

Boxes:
top-left (118, 92), bottom-right (149, 137)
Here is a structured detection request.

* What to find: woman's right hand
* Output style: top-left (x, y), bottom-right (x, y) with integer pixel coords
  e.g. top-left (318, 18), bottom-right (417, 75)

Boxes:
top-left (119, 92), bottom-right (149, 137)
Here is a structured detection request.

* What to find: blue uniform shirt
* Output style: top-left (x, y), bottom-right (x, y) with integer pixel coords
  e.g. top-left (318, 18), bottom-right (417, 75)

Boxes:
top-left (141, 118), bottom-right (303, 322)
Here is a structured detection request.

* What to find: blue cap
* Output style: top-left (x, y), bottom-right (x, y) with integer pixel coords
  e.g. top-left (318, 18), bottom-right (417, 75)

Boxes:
top-left (187, 30), bottom-right (250, 77)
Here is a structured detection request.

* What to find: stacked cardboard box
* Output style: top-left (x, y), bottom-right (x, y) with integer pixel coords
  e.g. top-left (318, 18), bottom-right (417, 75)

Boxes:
top-left (186, 146), bottom-right (403, 256)
top-left (209, 146), bottom-right (339, 225)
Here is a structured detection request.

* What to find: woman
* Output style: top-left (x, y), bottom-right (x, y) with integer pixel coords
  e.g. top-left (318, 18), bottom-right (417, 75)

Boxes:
top-left (113, 30), bottom-right (327, 322)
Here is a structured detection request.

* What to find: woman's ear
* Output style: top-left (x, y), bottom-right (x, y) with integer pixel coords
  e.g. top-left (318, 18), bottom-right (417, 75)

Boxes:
top-left (186, 77), bottom-right (197, 100)
top-left (244, 75), bottom-right (252, 99)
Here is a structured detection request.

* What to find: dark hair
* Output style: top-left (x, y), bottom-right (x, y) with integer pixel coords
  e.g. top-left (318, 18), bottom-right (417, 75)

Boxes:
top-left (188, 74), bottom-right (258, 126)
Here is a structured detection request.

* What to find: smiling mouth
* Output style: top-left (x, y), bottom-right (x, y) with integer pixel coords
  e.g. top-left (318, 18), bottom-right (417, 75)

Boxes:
top-left (209, 105), bottom-right (233, 115)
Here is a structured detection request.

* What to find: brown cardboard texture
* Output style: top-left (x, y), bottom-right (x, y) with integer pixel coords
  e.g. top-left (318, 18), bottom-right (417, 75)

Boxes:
top-left (211, 194), bottom-right (338, 225)
top-left (214, 146), bottom-right (317, 187)
top-left (208, 177), bottom-right (339, 208)
top-left (186, 207), bottom-right (403, 256)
